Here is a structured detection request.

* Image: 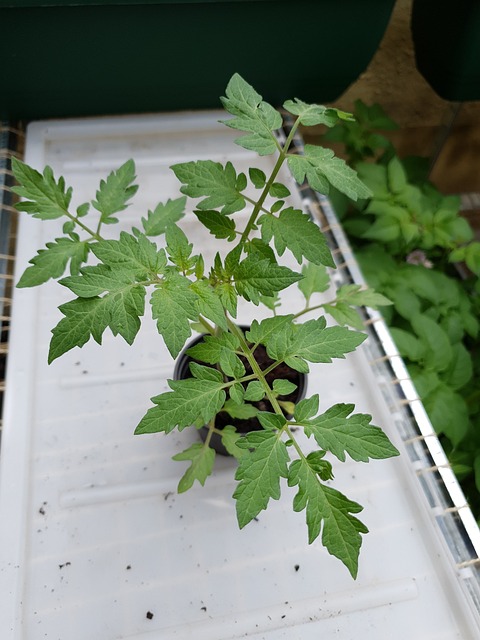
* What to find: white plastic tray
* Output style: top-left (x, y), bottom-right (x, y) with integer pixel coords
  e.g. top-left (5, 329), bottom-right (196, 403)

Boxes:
top-left (1, 111), bottom-right (480, 639)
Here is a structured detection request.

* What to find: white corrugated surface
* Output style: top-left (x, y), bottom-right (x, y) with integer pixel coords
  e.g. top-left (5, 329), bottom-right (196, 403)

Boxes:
top-left (1, 112), bottom-right (479, 639)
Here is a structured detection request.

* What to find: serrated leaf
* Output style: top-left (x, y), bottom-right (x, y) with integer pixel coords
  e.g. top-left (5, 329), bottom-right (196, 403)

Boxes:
top-left (48, 282), bottom-right (145, 363)
top-left (172, 443), bottom-right (216, 493)
top-left (302, 403), bottom-right (399, 462)
top-left (187, 332), bottom-right (245, 379)
top-left (411, 313), bottom-right (452, 372)
top-left (166, 223), bottom-right (194, 270)
top-left (222, 399), bottom-right (259, 420)
top-left (189, 362), bottom-right (224, 382)
top-left (232, 253), bottom-right (302, 304)
top-left (171, 160), bottom-right (246, 215)
top-left (259, 208), bottom-right (334, 267)
top-left (91, 231), bottom-right (166, 277)
top-left (288, 145), bottom-right (372, 201)
top-left (257, 412), bottom-right (287, 430)
top-left (190, 279), bottom-right (228, 331)
top-left (294, 394), bottom-right (320, 422)
top-left (141, 196), bottom-right (186, 235)
top-left (195, 209), bottom-right (236, 240)
top-left (135, 377), bottom-right (226, 434)
top-left (323, 302), bottom-right (363, 331)
top-left (151, 273), bottom-right (199, 358)
top-left (92, 159), bottom-right (138, 224)
top-left (298, 263), bottom-right (330, 301)
top-left (288, 458), bottom-right (368, 578)
top-left (220, 73), bottom-right (282, 156)
top-left (221, 425), bottom-right (247, 458)
top-left (233, 430), bottom-right (290, 527)
top-left (283, 99), bottom-right (352, 127)
top-left (17, 237), bottom-right (89, 287)
top-left (12, 158), bottom-right (72, 220)
top-left (289, 319), bottom-right (366, 363)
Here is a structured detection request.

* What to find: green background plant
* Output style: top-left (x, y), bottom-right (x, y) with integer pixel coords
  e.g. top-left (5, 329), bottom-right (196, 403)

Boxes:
top-left (322, 102), bottom-right (480, 518)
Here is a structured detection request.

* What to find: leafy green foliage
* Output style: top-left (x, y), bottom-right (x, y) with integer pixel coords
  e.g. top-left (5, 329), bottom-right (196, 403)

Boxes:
top-left (11, 158), bottom-right (72, 220)
top-left (91, 159), bottom-right (138, 226)
top-left (220, 73), bottom-right (282, 156)
top-left (326, 99), bottom-right (480, 520)
top-left (288, 457), bottom-right (368, 578)
top-left (13, 75), bottom-right (400, 575)
top-left (17, 237), bottom-right (89, 287)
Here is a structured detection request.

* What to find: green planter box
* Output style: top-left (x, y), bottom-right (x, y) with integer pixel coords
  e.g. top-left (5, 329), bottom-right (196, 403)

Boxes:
top-left (1, 0), bottom-right (395, 119)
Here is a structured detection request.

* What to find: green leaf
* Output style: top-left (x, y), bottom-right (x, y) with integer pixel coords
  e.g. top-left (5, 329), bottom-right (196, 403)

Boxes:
top-left (92, 159), bottom-right (138, 225)
top-left (61, 263), bottom-right (138, 298)
top-left (171, 160), bottom-right (246, 215)
top-left (48, 281), bottom-right (145, 363)
top-left (294, 394), bottom-right (319, 422)
top-left (12, 158), bottom-right (72, 220)
top-left (190, 279), bottom-right (228, 331)
top-left (288, 457), bottom-right (368, 578)
top-left (272, 379), bottom-right (297, 396)
top-left (141, 197), bottom-right (186, 235)
top-left (257, 412), bottom-right (287, 430)
top-left (91, 231), bottom-right (166, 277)
top-left (229, 382), bottom-right (245, 405)
top-left (172, 443), bottom-right (216, 493)
top-left (269, 182), bottom-right (291, 198)
top-left (151, 273), bottom-right (199, 358)
top-left (187, 332), bottom-right (245, 379)
top-left (232, 253), bottom-right (302, 304)
top-left (166, 224), bottom-right (195, 271)
top-left (302, 403), bottom-right (399, 463)
top-left (411, 313), bottom-right (452, 372)
top-left (246, 314), bottom-right (294, 348)
top-left (323, 302), bottom-right (363, 331)
top-left (288, 146), bottom-right (372, 201)
top-left (423, 384), bottom-right (469, 446)
top-left (222, 400), bottom-right (259, 420)
top-left (298, 263), bottom-right (330, 301)
top-left (249, 167), bottom-right (267, 189)
top-left (336, 284), bottom-right (392, 309)
top-left (195, 210), bottom-right (236, 240)
top-left (220, 425), bottom-right (247, 458)
top-left (244, 381), bottom-right (265, 402)
top-left (220, 73), bottom-right (282, 156)
top-left (259, 207), bottom-right (334, 267)
top-left (387, 156), bottom-right (407, 194)
top-left (289, 318), bottom-right (367, 363)
top-left (441, 343), bottom-right (473, 391)
top-left (135, 377), bottom-right (226, 434)
top-left (389, 327), bottom-right (426, 362)
top-left (189, 362), bottom-right (224, 382)
top-left (283, 99), bottom-right (352, 127)
top-left (233, 430), bottom-right (290, 526)
top-left (17, 237), bottom-right (89, 287)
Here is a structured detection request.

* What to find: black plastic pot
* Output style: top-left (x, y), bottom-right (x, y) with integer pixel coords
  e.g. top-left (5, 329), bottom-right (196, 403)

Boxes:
top-left (173, 327), bottom-right (307, 456)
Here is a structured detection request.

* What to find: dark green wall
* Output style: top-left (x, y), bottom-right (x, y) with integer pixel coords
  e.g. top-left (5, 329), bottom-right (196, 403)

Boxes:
top-left (1, 1), bottom-right (396, 119)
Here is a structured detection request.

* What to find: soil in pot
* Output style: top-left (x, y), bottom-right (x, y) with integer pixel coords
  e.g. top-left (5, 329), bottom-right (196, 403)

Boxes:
top-left (174, 330), bottom-right (307, 455)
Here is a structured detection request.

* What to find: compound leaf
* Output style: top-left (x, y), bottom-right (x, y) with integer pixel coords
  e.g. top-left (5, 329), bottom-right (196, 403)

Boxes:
top-left (17, 237), bottom-right (89, 287)
top-left (220, 73), bottom-right (282, 156)
top-left (173, 443), bottom-right (216, 493)
top-left (288, 457), bottom-right (368, 578)
top-left (302, 403), bottom-right (400, 462)
top-left (234, 430), bottom-right (290, 527)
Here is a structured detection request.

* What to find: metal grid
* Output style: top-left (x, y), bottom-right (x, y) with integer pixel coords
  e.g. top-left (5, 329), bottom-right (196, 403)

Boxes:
top-left (0, 122), bottom-right (24, 445)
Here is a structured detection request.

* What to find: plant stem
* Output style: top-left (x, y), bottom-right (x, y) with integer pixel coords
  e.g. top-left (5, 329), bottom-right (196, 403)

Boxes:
top-left (237, 118), bottom-right (301, 250)
top-left (65, 211), bottom-right (103, 241)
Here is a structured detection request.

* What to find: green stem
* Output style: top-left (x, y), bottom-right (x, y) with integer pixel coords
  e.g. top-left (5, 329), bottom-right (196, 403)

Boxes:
top-left (237, 118), bottom-right (301, 250)
top-left (227, 319), bottom-right (283, 415)
top-left (65, 211), bottom-right (103, 241)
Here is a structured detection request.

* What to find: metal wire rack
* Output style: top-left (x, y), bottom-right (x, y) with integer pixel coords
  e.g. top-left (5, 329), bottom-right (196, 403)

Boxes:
top-left (0, 122), bottom-right (24, 446)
